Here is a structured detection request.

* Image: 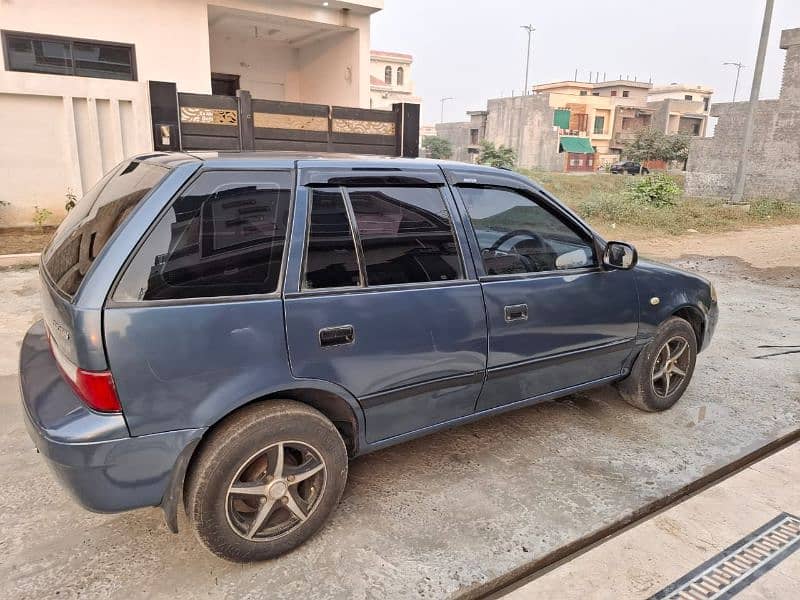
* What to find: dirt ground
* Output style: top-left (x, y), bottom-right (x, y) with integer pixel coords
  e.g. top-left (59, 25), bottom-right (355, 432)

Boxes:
top-left (628, 223), bottom-right (800, 288)
top-left (0, 227), bottom-right (55, 255)
top-left (0, 227), bottom-right (798, 599)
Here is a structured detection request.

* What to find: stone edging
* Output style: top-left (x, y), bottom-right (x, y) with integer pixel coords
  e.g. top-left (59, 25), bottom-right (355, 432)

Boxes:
top-left (0, 252), bottom-right (40, 269)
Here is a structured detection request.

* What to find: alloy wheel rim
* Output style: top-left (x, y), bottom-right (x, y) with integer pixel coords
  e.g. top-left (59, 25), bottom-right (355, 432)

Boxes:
top-left (225, 440), bottom-right (327, 542)
top-left (651, 335), bottom-right (691, 398)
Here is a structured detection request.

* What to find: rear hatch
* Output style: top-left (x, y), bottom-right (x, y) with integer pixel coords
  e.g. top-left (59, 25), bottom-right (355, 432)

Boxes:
top-left (40, 158), bottom-right (170, 372)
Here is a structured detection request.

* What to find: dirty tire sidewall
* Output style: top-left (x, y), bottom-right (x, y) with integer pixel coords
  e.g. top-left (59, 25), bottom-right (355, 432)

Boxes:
top-left (618, 317), bottom-right (698, 412)
top-left (185, 400), bottom-right (348, 562)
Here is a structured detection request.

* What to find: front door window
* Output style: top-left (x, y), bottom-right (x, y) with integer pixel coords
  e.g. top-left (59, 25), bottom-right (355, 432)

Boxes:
top-left (458, 187), bottom-right (596, 275)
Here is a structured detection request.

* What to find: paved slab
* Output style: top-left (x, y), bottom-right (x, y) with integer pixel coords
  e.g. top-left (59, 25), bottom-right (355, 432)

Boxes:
top-left (0, 262), bottom-right (798, 599)
top-left (503, 442), bottom-right (800, 599)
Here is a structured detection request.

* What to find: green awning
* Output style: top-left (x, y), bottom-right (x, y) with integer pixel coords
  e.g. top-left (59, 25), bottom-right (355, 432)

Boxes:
top-left (559, 136), bottom-right (595, 154)
top-left (553, 108), bottom-right (571, 129)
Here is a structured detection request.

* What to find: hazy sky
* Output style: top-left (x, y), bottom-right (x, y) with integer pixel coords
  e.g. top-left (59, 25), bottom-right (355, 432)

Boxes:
top-left (371, 0), bottom-right (800, 125)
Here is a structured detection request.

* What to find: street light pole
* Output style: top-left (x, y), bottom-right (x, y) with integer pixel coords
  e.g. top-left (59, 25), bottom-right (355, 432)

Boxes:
top-left (723, 61), bottom-right (747, 102)
top-left (731, 0), bottom-right (774, 204)
top-left (521, 25), bottom-right (535, 95)
top-left (440, 97), bottom-right (454, 123)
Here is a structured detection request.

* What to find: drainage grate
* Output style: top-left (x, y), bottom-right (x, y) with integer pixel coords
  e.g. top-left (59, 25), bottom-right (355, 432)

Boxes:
top-left (649, 512), bottom-right (800, 599)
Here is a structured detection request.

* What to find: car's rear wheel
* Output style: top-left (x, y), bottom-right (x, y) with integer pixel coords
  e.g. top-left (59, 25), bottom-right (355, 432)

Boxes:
top-left (617, 317), bottom-right (697, 412)
top-left (184, 400), bottom-right (348, 562)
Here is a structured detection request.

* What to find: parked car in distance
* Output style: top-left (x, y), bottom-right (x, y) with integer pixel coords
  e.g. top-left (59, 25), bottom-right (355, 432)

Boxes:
top-left (610, 160), bottom-right (649, 174)
top-left (19, 152), bottom-right (717, 562)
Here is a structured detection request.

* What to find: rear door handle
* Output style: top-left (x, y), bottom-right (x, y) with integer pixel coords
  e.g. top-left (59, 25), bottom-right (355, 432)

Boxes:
top-left (319, 325), bottom-right (355, 347)
top-left (504, 304), bottom-right (528, 322)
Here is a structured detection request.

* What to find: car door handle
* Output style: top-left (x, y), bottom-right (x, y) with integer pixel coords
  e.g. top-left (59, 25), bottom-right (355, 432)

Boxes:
top-left (319, 325), bottom-right (355, 347)
top-left (504, 304), bottom-right (528, 322)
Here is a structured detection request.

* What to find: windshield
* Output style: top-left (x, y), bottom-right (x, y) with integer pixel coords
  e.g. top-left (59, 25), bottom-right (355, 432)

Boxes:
top-left (43, 159), bottom-right (169, 297)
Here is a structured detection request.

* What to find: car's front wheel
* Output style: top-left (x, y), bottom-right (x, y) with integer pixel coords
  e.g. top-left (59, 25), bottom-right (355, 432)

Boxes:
top-left (617, 317), bottom-right (697, 412)
top-left (184, 400), bottom-right (348, 562)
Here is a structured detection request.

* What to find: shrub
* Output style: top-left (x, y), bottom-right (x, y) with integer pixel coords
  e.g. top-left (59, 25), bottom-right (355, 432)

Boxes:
top-left (65, 188), bottom-right (78, 212)
top-left (33, 206), bottom-right (53, 228)
top-left (749, 198), bottom-right (800, 220)
top-left (422, 136), bottom-right (452, 159)
top-left (625, 173), bottom-right (681, 208)
top-left (477, 141), bottom-right (517, 169)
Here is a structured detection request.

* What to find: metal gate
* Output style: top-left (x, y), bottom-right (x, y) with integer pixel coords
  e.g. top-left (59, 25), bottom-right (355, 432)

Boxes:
top-left (149, 81), bottom-right (419, 157)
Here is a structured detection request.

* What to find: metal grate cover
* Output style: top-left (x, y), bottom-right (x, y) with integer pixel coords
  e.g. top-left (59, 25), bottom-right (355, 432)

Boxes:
top-left (649, 512), bottom-right (800, 599)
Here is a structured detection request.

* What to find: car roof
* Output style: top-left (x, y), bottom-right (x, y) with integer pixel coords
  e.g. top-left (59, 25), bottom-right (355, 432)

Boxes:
top-left (132, 150), bottom-right (510, 174)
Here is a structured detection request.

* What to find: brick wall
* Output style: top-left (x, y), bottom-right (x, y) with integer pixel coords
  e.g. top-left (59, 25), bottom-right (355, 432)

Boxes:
top-left (685, 28), bottom-right (800, 201)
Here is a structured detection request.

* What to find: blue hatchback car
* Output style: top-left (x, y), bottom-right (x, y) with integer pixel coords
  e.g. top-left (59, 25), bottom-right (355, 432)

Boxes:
top-left (20, 152), bottom-right (717, 561)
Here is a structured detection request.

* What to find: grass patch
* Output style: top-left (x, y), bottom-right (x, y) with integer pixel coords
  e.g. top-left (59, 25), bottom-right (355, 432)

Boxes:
top-left (516, 169), bottom-right (800, 237)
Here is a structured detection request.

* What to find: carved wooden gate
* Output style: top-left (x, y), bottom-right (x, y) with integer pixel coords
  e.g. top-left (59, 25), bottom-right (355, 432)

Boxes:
top-left (149, 81), bottom-right (419, 157)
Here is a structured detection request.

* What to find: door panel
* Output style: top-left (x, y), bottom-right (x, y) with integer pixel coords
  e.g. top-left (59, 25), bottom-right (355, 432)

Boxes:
top-left (284, 181), bottom-right (487, 443)
top-left (448, 175), bottom-right (639, 411)
top-left (477, 269), bottom-right (637, 411)
top-left (285, 284), bottom-right (487, 442)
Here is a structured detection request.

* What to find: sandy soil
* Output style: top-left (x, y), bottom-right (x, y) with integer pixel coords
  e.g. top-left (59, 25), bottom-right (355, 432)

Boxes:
top-left (629, 224), bottom-right (800, 269)
top-left (0, 227), bottom-right (55, 254)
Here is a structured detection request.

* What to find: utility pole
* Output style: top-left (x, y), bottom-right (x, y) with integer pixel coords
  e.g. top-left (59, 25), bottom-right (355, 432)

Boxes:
top-left (723, 61), bottom-right (747, 102)
top-left (731, 0), bottom-right (773, 204)
top-left (521, 25), bottom-right (535, 95)
top-left (440, 97), bottom-right (454, 123)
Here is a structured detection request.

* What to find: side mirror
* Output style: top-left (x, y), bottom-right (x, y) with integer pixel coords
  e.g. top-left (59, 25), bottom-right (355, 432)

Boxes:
top-left (603, 241), bottom-right (638, 270)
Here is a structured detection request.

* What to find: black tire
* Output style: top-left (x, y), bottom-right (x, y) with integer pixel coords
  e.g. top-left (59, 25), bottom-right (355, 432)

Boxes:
top-left (616, 317), bottom-right (697, 412)
top-left (642, 168), bottom-right (650, 175)
top-left (184, 400), bottom-right (348, 562)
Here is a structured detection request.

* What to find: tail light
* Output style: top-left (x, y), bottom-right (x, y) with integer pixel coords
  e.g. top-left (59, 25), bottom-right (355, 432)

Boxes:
top-left (48, 334), bottom-right (122, 413)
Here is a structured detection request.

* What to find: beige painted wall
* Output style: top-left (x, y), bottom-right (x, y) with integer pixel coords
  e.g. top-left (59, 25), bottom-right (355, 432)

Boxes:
top-left (0, 0), bottom-right (378, 225)
top-left (210, 35), bottom-right (298, 101)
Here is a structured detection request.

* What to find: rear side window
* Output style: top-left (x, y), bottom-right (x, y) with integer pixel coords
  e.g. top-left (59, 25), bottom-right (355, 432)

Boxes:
top-left (302, 186), bottom-right (462, 290)
top-left (303, 189), bottom-right (361, 290)
top-left (114, 171), bottom-right (291, 301)
top-left (43, 160), bottom-right (168, 297)
top-left (348, 187), bottom-right (462, 286)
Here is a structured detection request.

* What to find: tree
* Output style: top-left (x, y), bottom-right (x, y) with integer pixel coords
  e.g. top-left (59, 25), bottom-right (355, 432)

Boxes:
top-left (477, 140), bottom-right (517, 169)
top-left (422, 136), bottom-right (452, 159)
top-left (623, 128), bottom-right (692, 169)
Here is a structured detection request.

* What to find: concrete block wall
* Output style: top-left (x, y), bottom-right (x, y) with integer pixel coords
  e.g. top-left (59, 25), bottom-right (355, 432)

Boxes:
top-left (686, 27), bottom-right (800, 201)
top-left (434, 122), bottom-right (472, 162)
top-left (483, 95), bottom-right (561, 171)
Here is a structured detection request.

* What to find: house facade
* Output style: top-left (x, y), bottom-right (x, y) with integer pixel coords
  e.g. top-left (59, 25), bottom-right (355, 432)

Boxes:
top-left (437, 77), bottom-right (713, 172)
top-left (0, 0), bottom-right (384, 225)
top-left (369, 50), bottom-right (421, 110)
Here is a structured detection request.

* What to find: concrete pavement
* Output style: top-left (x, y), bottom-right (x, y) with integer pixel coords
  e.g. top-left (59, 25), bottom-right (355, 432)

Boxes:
top-left (502, 442), bottom-right (800, 599)
top-left (0, 260), bottom-right (798, 599)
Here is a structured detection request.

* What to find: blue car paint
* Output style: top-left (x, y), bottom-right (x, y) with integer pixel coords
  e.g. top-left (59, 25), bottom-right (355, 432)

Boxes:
top-left (18, 152), bottom-right (718, 526)
top-left (20, 321), bottom-right (205, 512)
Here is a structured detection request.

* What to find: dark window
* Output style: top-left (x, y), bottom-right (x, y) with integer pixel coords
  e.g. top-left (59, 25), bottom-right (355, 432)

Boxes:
top-left (610, 90), bottom-right (618, 97)
top-left (348, 187), bottom-right (462, 286)
top-left (384, 65), bottom-right (392, 84)
top-left (684, 94), bottom-right (693, 101)
top-left (44, 160), bottom-right (168, 297)
top-left (692, 122), bottom-right (701, 135)
top-left (703, 96), bottom-right (710, 111)
top-left (579, 90), bottom-right (588, 96)
top-left (114, 171), bottom-right (291, 302)
top-left (460, 187), bottom-right (596, 275)
top-left (396, 66), bottom-right (404, 86)
top-left (211, 72), bottom-right (240, 95)
top-left (593, 115), bottom-right (605, 134)
top-left (470, 128), bottom-right (480, 145)
top-left (303, 190), bottom-right (361, 290)
top-left (622, 90), bottom-right (630, 98)
top-left (591, 92), bottom-right (600, 96)
top-left (3, 31), bottom-right (135, 80)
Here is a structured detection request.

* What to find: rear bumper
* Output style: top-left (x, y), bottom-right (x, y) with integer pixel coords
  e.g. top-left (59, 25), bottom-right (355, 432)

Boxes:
top-left (19, 320), bottom-right (205, 513)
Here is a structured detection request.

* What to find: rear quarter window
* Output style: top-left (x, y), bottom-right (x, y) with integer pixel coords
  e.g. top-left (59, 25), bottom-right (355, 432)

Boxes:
top-left (43, 160), bottom-right (169, 297)
top-left (113, 170), bottom-right (292, 302)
